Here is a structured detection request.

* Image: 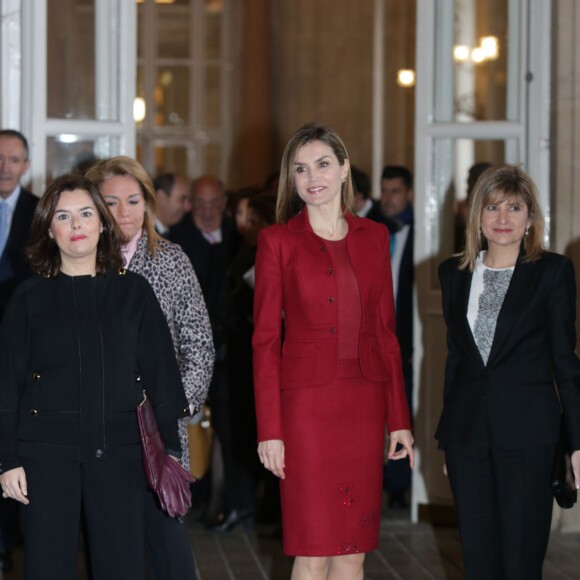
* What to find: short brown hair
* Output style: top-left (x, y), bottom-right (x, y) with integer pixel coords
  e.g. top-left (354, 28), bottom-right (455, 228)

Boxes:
top-left (460, 164), bottom-right (545, 271)
top-left (86, 156), bottom-right (162, 255)
top-left (276, 123), bottom-right (355, 224)
top-left (27, 174), bottom-right (124, 276)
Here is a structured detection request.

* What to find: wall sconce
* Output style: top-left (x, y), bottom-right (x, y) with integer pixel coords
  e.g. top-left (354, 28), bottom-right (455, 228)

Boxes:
top-left (57, 134), bottom-right (79, 144)
top-left (480, 36), bottom-right (499, 60)
top-left (453, 36), bottom-right (499, 63)
top-left (453, 45), bottom-right (470, 61)
top-left (206, 0), bottom-right (223, 13)
top-left (134, 97), bottom-right (146, 123)
top-left (471, 47), bottom-right (485, 63)
top-left (397, 69), bottom-right (416, 88)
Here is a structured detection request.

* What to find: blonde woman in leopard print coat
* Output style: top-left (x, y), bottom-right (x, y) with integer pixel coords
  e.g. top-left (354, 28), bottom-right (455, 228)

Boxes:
top-left (87, 157), bottom-right (214, 580)
top-left (88, 158), bottom-right (214, 470)
top-left (128, 233), bottom-right (214, 468)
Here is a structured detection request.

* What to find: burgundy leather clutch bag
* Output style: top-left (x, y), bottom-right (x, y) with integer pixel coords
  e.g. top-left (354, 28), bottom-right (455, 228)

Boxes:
top-left (136, 391), bottom-right (195, 518)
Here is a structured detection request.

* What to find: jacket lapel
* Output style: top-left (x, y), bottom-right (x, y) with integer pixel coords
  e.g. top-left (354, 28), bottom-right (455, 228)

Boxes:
top-left (5, 190), bottom-right (27, 252)
top-left (448, 248), bottom-right (543, 368)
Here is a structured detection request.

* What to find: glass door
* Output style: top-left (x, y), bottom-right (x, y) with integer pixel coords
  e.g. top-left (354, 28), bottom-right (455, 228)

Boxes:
top-left (2, 0), bottom-right (136, 193)
top-left (135, 0), bottom-right (234, 181)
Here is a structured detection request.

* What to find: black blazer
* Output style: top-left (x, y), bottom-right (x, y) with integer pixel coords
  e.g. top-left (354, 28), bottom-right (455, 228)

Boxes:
top-left (0, 269), bottom-right (189, 472)
top-left (436, 251), bottom-right (580, 451)
top-left (361, 204), bottom-right (413, 370)
top-left (0, 189), bottom-right (38, 320)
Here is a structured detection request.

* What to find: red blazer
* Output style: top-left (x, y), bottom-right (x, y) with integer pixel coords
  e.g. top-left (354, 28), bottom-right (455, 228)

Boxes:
top-left (252, 210), bottom-right (411, 442)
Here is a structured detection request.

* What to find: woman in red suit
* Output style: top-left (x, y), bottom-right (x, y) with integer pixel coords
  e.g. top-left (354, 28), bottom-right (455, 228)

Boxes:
top-left (252, 123), bottom-right (414, 579)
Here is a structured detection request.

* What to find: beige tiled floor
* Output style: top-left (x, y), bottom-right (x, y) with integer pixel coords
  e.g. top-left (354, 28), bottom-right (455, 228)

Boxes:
top-left (3, 513), bottom-right (580, 579)
top-left (189, 516), bottom-right (580, 580)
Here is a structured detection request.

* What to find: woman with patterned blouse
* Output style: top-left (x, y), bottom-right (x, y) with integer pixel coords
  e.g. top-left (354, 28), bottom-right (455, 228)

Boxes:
top-left (437, 164), bottom-right (580, 579)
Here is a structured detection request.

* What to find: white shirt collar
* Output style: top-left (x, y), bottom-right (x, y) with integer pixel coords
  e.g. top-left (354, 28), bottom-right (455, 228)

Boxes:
top-left (356, 198), bottom-right (373, 217)
top-left (201, 227), bottom-right (222, 244)
top-left (155, 218), bottom-right (169, 235)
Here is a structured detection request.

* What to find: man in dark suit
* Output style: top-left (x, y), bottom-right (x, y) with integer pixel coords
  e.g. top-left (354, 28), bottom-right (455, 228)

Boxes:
top-left (152, 173), bottom-right (191, 238)
top-left (170, 175), bottom-right (237, 351)
top-left (352, 165), bottom-right (398, 230)
top-left (169, 175), bottom-right (243, 528)
top-left (0, 129), bottom-right (37, 570)
top-left (379, 165), bottom-right (414, 509)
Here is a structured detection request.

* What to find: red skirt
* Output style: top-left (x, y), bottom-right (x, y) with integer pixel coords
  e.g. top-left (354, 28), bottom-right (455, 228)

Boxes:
top-left (280, 360), bottom-right (386, 556)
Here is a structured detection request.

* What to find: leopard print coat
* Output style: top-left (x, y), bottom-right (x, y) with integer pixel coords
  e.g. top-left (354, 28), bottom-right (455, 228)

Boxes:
top-left (129, 233), bottom-right (214, 469)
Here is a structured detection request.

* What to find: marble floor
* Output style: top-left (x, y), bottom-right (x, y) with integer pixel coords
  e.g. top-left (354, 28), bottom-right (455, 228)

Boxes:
top-left (3, 511), bottom-right (580, 579)
top-left (188, 516), bottom-right (580, 580)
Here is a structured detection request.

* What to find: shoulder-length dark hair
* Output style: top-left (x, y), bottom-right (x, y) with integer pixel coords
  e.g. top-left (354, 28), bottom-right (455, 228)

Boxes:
top-left (86, 156), bottom-right (163, 256)
top-left (276, 122), bottom-right (355, 224)
top-left (459, 163), bottom-right (545, 271)
top-left (27, 174), bottom-right (124, 276)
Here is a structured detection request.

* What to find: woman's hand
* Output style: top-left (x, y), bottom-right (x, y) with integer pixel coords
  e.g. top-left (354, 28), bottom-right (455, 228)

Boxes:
top-left (571, 450), bottom-right (580, 490)
top-left (387, 429), bottom-right (415, 469)
top-left (0, 467), bottom-right (29, 505)
top-left (258, 439), bottom-right (285, 479)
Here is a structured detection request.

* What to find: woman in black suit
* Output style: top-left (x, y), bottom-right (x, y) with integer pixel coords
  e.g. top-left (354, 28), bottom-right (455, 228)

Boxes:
top-left (437, 164), bottom-right (580, 580)
top-left (0, 174), bottom-right (188, 580)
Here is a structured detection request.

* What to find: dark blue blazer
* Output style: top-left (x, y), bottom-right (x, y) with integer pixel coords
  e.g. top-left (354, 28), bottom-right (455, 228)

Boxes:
top-left (0, 189), bottom-right (38, 320)
top-left (361, 203), bottom-right (413, 370)
top-left (436, 251), bottom-right (580, 451)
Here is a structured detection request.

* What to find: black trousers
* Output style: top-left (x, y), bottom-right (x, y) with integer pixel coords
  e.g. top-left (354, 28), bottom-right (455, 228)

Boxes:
top-left (445, 439), bottom-right (556, 580)
top-left (384, 364), bottom-right (413, 498)
top-left (21, 453), bottom-right (148, 580)
top-left (0, 496), bottom-right (19, 552)
top-left (211, 361), bottom-right (255, 513)
top-left (145, 496), bottom-right (197, 580)
top-left (82, 470), bottom-right (197, 580)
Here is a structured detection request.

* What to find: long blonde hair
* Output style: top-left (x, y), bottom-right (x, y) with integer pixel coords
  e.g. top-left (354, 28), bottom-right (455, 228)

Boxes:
top-left (86, 156), bottom-right (163, 256)
top-left (460, 164), bottom-right (545, 271)
top-left (276, 122), bottom-right (355, 224)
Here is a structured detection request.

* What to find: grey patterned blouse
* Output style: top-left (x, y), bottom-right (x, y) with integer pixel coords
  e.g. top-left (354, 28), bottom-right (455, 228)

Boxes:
top-left (470, 262), bottom-right (513, 366)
